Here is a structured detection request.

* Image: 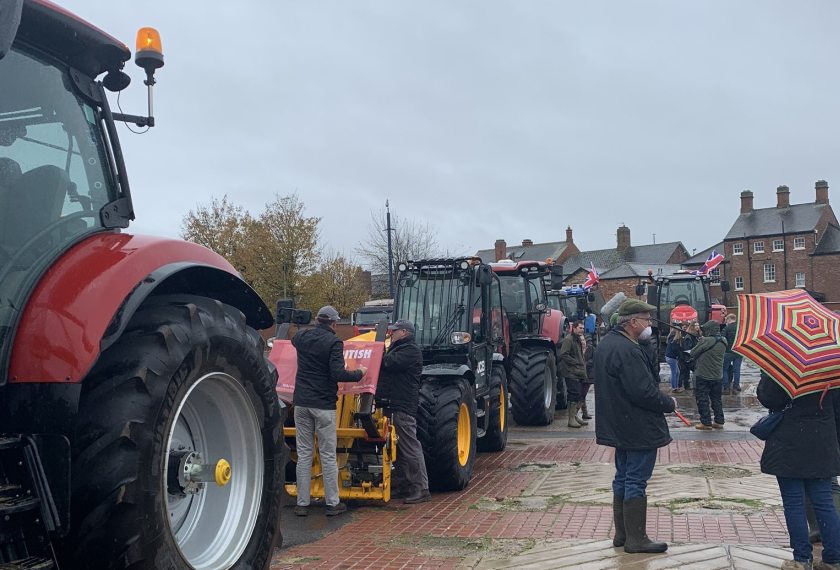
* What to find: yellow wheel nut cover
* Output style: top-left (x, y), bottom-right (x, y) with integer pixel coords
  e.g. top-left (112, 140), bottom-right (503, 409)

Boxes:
top-left (215, 459), bottom-right (232, 487)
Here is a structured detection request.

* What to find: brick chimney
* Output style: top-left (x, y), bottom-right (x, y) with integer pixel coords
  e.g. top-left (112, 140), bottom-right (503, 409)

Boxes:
top-left (522, 239), bottom-right (533, 247)
top-left (776, 185), bottom-right (790, 208)
top-left (816, 180), bottom-right (830, 205)
top-left (494, 239), bottom-right (506, 261)
top-left (617, 225), bottom-right (630, 252)
top-left (566, 226), bottom-right (574, 244)
top-left (740, 190), bottom-right (754, 214)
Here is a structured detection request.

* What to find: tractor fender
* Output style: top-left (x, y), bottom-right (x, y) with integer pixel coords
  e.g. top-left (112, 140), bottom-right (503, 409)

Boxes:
top-left (9, 232), bottom-right (272, 384)
top-left (422, 363), bottom-right (473, 381)
top-left (540, 308), bottom-right (563, 345)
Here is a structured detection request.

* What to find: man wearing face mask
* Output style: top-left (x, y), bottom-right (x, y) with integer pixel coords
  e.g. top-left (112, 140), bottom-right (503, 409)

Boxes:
top-left (594, 299), bottom-right (676, 555)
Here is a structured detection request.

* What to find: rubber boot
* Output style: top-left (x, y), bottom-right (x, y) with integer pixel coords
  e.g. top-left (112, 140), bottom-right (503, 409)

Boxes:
top-left (613, 494), bottom-right (626, 547)
top-left (581, 401), bottom-right (593, 420)
top-left (575, 402), bottom-right (589, 425)
top-left (567, 404), bottom-right (582, 428)
top-left (623, 497), bottom-right (668, 554)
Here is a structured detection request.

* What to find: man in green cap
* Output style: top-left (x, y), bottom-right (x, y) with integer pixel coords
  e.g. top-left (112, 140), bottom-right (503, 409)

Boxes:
top-left (594, 298), bottom-right (676, 554)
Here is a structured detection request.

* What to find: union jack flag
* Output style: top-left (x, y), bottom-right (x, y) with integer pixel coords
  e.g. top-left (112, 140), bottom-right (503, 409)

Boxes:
top-left (692, 249), bottom-right (724, 276)
top-left (583, 262), bottom-right (600, 289)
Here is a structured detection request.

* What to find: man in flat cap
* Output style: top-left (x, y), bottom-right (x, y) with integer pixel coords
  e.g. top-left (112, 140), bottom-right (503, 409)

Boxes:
top-left (376, 320), bottom-right (430, 504)
top-left (594, 299), bottom-right (676, 554)
top-left (292, 305), bottom-right (367, 517)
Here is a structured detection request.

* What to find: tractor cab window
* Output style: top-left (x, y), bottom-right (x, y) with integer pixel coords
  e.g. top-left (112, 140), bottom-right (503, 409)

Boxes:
top-left (395, 269), bottom-right (469, 348)
top-left (660, 279), bottom-right (709, 324)
top-left (0, 46), bottom-right (117, 354)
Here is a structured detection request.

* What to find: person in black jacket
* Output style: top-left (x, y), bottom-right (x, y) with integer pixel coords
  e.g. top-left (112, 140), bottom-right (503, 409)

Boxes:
top-left (757, 372), bottom-right (840, 570)
top-left (594, 299), bottom-right (676, 555)
top-left (376, 320), bottom-right (430, 504)
top-left (292, 306), bottom-right (366, 517)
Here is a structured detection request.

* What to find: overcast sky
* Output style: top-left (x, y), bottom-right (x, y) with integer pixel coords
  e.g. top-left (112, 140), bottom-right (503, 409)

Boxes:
top-left (62, 1), bottom-right (840, 263)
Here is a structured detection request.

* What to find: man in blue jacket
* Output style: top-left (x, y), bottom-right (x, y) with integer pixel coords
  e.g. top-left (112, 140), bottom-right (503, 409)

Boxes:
top-left (292, 306), bottom-right (366, 517)
top-left (595, 299), bottom-right (676, 554)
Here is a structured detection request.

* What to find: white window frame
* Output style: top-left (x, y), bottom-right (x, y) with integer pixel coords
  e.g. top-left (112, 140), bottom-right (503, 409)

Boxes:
top-left (709, 267), bottom-right (721, 285)
top-left (794, 237), bottom-right (806, 250)
top-left (795, 272), bottom-right (806, 288)
top-left (735, 276), bottom-right (744, 290)
top-left (733, 242), bottom-right (743, 255)
top-left (772, 239), bottom-right (784, 252)
top-left (763, 263), bottom-right (776, 283)
top-left (754, 241), bottom-right (765, 253)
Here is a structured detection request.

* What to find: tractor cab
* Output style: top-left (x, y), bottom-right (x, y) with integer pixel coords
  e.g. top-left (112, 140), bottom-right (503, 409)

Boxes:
top-left (0, 26), bottom-right (127, 375)
top-left (491, 260), bottom-right (561, 341)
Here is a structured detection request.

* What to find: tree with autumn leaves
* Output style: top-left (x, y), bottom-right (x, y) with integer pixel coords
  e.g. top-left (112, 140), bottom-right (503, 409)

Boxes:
top-left (181, 193), bottom-right (367, 319)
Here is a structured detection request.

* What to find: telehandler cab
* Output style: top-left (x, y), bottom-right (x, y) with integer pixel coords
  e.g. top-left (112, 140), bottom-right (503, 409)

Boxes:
top-left (0, 2), bottom-right (285, 568)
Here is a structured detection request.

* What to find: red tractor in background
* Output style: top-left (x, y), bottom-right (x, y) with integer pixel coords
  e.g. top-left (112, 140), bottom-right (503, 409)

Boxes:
top-left (490, 260), bottom-right (564, 426)
top-left (0, 2), bottom-right (284, 568)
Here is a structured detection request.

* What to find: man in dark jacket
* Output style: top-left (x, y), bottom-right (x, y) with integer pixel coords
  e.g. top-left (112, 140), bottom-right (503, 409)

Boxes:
top-left (594, 299), bottom-right (676, 555)
top-left (559, 319), bottom-right (588, 428)
top-left (721, 314), bottom-right (743, 393)
top-left (292, 306), bottom-right (366, 517)
top-left (376, 320), bottom-right (430, 504)
top-left (690, 320), bottom-right (727, 431)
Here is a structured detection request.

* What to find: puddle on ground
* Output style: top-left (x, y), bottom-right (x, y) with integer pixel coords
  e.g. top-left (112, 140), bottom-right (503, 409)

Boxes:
top-left (474, 495), bottom-right (567, 512)
top-left (391, 535), bottom-right (534, 559)
top-left (661, 497), bottom-right (769, 514)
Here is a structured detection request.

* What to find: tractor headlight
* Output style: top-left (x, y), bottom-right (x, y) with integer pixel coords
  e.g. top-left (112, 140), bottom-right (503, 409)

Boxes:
top-left (459, 261), bottom-right (470, 270)
top-left (398, 263), bottom-right (408, 272)
top-left (451, 332), bottom-right (472, 344)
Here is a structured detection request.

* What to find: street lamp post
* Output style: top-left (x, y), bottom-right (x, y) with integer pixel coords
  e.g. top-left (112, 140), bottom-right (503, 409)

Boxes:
top-left (386, 200), bottom-right (395, 299)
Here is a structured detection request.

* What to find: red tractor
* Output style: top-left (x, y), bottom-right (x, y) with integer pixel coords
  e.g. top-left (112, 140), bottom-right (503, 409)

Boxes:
top-left (490, 260), bottom-right (564, 426)
top-left (0, 2), bottom-right (284, 568)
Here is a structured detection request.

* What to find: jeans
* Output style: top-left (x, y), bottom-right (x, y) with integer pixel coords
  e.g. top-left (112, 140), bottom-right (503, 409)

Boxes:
top-left (393, 411), bottom-right (429, 495)
top-left (777, 476), bottom-right (840, 563)
top-left (722, 353), bottom-right (743, 389)
top-left (612, 449), bottom-right (658, 500)
top-left (694, 376), bottom-right (724, 426)
top-left (665, 357), bottom-right (679, 389)
top-left (294, 406), bottom-right (340, 507)
top-left (678, 361), bottom-right (692, 389)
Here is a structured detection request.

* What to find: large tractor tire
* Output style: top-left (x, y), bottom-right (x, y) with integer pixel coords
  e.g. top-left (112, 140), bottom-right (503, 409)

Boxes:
top-left (555, 375), bottom-right (568, 410)
top-left (61, 295), bottom-right (284, 570)
top-left (509, 347), bottom-right (557, 426)
top-left (417, 377), bottom-right (477, 491)
top-left (477, 365), bottom-right (508, 452)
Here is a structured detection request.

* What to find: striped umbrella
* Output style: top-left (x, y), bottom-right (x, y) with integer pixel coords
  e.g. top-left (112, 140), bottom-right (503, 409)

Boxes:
top-left (733, 289), bottom-right (840, 398)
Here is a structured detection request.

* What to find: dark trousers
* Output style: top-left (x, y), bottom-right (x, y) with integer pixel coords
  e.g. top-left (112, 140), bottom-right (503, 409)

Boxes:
top-left (612, 448), bottom-right (657, 500)
top-left (566, 377), bottom-right (581, 404)
top-left (393, 411), bottom-right (428, 495)
top-left (678, 361), bottom-right (692, 389)
top-left (778, 476), bottom-right (840, 563)
top-left (580, 382), bottom-right (592, 402)
top-left (695, 376), bottom-right (724, 426)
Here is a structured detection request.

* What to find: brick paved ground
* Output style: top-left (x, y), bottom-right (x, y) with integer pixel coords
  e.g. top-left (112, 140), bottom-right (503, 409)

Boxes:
top-left (270, 437), bottom-right (796, 569)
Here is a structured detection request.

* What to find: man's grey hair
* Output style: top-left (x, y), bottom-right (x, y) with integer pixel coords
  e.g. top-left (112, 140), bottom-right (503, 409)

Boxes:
top-left (618, 313), bottom-right (650, 325)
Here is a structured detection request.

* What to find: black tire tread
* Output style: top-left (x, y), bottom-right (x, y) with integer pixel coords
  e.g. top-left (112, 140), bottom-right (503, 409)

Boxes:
top-left (416, 377), bottom-right (476, 491)
top-left (477, 366), bottom-right (508, 452)
top-left (509, 348), bottom-right (556, 426)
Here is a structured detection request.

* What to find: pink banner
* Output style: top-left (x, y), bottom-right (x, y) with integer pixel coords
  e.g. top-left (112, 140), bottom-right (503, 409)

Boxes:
top-left (269, 339), bottom-right (385, 404)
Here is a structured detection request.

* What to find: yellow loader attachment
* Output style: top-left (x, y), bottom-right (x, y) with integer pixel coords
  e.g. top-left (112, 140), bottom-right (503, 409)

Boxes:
top-left (282, 324), bottom-right (398, 502)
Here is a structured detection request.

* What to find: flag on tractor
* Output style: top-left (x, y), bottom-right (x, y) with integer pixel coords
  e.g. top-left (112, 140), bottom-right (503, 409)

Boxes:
top-left (583, 262), bottom-right (600, 289)
top-left (692, 250), bottom-right (724, 276)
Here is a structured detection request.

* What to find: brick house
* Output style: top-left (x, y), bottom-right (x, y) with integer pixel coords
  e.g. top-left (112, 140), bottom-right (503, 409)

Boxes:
top-left (561, 225), bottom-right (690, 302)
top-left (474, 226), bottom-right (581, 264)
top-left (716, 181), bottom-right (840, 309)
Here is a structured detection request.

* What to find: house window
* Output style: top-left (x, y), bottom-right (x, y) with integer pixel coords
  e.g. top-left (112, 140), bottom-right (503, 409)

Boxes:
top-left (733, 242), bottom-right (743, 255)
top-left (754, 241), bottom-right (765, 253)
top-left (794, 237), bottom-right (806, 250)
top-left (796, 272), bottom-right (806, 288)
top-left (735, 276), bottom-right (744, 290)
top-left (709, 267), bottom-right (721, 285)
top-left (764, 263), bottom-right (776, 283)
top-left (773, 239), bottom-right (784, 252)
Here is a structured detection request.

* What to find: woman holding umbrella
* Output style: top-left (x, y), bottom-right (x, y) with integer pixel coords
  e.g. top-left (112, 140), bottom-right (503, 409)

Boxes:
top-left (757, 372), bottom-right (840, 570)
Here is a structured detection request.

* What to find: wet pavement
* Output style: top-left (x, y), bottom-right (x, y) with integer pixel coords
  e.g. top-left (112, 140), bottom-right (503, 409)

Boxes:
top-left (271, 360), bottom-right (802, 569)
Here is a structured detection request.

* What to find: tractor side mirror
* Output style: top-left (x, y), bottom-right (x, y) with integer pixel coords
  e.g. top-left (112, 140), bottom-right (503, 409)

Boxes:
top-left (550, 265), bottom-right (564, 290)
top-left (477, 265), bottom-right (493, 286)
top-left (635, 284), bottom-right (646, 297)
top-left (646, 285), bottom-right (658, 304)
top-left (720, 280), bottom-right (731, 292)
